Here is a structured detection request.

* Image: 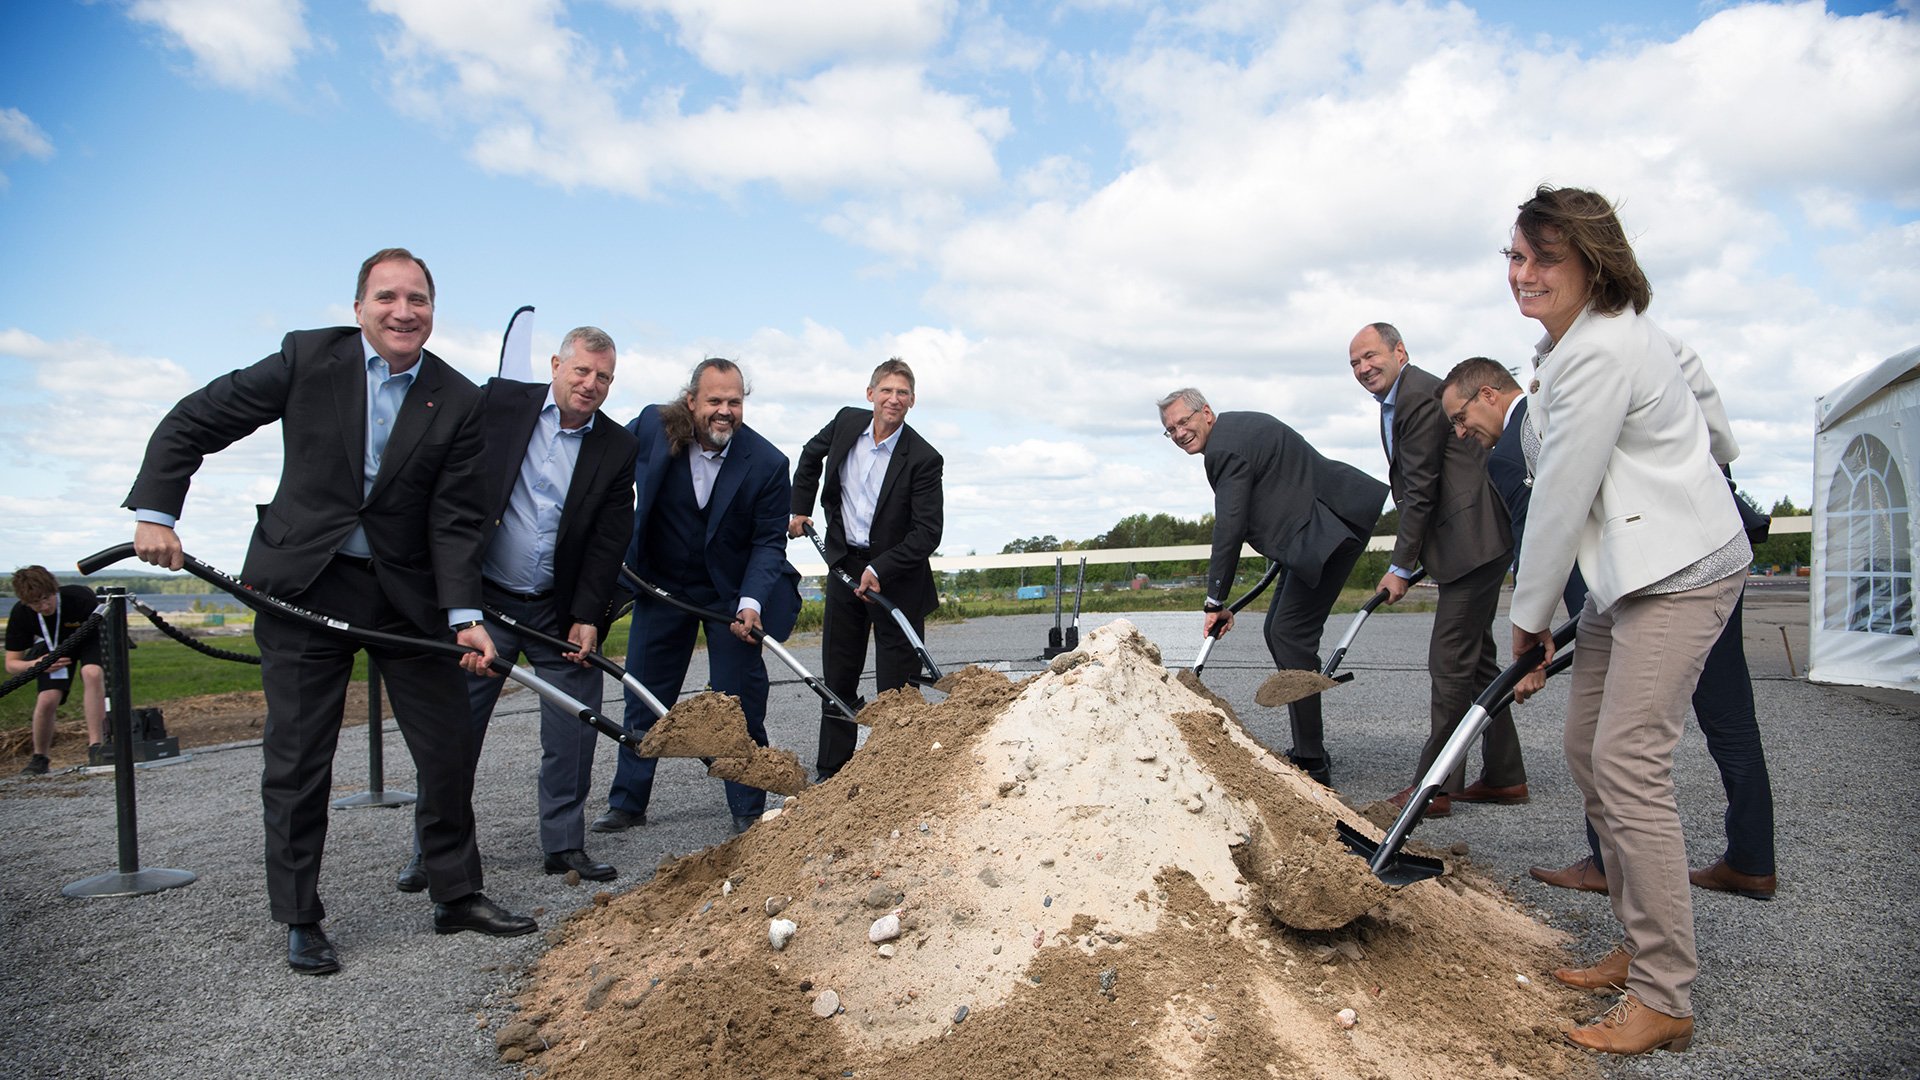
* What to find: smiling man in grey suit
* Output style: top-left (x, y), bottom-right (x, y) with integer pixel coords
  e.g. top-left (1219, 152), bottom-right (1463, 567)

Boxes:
top-left (1160, 388), bottom-right (1386, 786)
top-left (1349, 322), bottom-right (1518, 817)
top-left (126, 248), bottom-right (536, 975)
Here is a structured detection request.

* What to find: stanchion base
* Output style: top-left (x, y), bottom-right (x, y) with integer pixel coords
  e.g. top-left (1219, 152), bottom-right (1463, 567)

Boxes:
top-left (332, 789), bottom-right (416, 809)
top-left (62, 866), bottom-right (198, 899)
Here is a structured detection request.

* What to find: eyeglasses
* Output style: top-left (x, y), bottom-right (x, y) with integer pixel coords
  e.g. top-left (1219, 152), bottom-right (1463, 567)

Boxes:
top-left (1162, 408), bottom-right (1200, 438)
top-left (1447, 387), bottom-right (1490, 430)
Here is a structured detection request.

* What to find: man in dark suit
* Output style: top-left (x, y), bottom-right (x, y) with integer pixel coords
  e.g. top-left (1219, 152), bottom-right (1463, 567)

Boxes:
top-left (1441, 356), bottom-right (1777, 901)
top-left (393, 327), bottom-right (639, 892)
top-left (788, 358), bottom-right (944, 780)
top-left (1349, 322), bottom-right (1518, 817)
top-left (592, 358), bottom-right (802, 837)
top-left (126, 248), bottom-right (535, 976)
top-left (1160, 388), bottom-right (1386, 786)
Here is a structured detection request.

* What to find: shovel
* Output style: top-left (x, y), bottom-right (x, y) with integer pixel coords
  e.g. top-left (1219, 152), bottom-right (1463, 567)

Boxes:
top-left (620, 566), bottom-right (861, 724)
top-left (798, 523), bottom-right (943, 686)
top-left (1192, 561), bottom-right (1282, 676)
top-left (479, 604), bottom-right (767, 763)
top-left (1336, 616), bottom-right (1579, 885)
top-left (1252, 567), bottom-right (1431, 709)
top-left (77, 545), bottom-right (649, 755)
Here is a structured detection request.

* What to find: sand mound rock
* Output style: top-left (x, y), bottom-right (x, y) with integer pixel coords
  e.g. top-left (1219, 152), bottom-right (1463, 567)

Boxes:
top-left (510, 621), bottom-right (1597, 1079)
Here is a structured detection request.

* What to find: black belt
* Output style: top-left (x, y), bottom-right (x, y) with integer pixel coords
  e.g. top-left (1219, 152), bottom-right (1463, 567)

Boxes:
top-left (844, 545), bottom-right (871, 561)
top-left (334, 554), bottom-right (376, 571)
top-left (485, 580), bottom-right (555, 603)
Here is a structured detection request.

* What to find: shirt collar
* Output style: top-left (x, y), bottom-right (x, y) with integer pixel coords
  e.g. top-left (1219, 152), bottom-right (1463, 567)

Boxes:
top-left (1376, 367), bottom-right (1405, 407)
top-left (1502, 393), bottom-right (1524, 429)
top-left (864, 420), bottom-right (904, 451)
top-left (361, 334), bottom-right (418, 384)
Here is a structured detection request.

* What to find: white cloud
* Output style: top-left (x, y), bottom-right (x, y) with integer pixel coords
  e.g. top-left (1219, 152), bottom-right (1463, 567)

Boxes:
top-left (127, 0), bottom-right (314, 92)
top-left (0, 107), bottom-right (54, 159)
top-left (616, 0), bottom-right (955, 77)
top-left (373, 0), bottom-right (1007, 201)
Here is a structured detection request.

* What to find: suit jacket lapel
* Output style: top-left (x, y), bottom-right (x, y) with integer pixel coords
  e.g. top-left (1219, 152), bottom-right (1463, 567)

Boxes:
top-left (331, 336), bottom-right (368, 483)
top-left (872, 425), bottom-right (911, 515)
top-left (559, 411), bottom-right (611, 541)
top-left (705, 436), bottom-right (752, 539)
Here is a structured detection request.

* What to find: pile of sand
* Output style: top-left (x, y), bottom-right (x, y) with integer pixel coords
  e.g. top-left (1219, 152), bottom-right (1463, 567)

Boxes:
top-left (504, 621), bottom-right (1599, 1078)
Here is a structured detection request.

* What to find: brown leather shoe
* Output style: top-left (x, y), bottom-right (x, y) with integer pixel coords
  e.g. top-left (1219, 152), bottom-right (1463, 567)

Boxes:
top-left (1688, 857), bottom-right (1776, 900)
top-left (1388, 785), bottom-right (1450, 818)
top-left (1566, 993), bottom-right (1693, 1055)
top-left (1529, 855), bottom-right (1609, 894)
top-left (1552, 944), bottom-right (1629, 992)
top-left (1452, 778), bottom-right (1530, 804)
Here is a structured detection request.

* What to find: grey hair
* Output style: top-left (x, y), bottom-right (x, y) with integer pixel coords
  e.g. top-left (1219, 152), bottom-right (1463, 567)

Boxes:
top-left (869, 357), bottom-right (915, 391)
top-left (557, 326), bottom-right (615, 361)
top-left (1156, 387), bottom-right (1208, 414)
top-left (1366, 322), bottom-right (1403, 353)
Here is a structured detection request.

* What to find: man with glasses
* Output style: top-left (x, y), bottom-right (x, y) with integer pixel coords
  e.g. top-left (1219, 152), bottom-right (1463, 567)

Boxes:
top-left (1157, 388), bottom-right (1386, 786)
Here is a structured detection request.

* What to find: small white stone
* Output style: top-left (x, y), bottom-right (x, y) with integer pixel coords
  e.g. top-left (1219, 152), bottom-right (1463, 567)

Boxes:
top-left (768, 919), bottom-right (797, 951)
top-left (1516, 974), bottom-right (1531, 986)
top-left (931, 741), bottom-right (943, 750)
top-left (877, 944), bottom-right (896, 959)
top-left (1335, 1008), bottom-right (1357, 1029)
top-left (868, 913), bottom-right (901, 943)
top-left (722, 880), bottom-right (734, 896)
top-left (812, 989), bottom-right (840, 1018)
top-left (765, 895), bottom-right (789, 917)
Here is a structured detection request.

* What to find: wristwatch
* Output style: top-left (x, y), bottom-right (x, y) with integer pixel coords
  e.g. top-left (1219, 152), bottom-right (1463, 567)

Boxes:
top-left (451, 619), bottom-right (484, 632)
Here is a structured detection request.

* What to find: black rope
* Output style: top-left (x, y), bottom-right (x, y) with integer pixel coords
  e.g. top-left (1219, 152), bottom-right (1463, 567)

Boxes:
top-left (128, 598), bottom-right (261, 665)
top-left (0, 611), bottom-right (105, 700)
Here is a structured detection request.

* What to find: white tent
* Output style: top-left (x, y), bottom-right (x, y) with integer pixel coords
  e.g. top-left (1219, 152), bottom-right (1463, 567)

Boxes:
top-left (1810, 346), bottom-right (1920, 691)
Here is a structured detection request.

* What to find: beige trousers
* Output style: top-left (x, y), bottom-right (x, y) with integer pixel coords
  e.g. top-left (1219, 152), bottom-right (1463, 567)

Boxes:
top-left (1565, 569), bottom-right (1743, 1018)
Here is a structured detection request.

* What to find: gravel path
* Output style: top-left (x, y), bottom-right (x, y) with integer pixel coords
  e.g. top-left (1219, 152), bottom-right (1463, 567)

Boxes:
top-left (1, 581), bottom-right (1914, 1078)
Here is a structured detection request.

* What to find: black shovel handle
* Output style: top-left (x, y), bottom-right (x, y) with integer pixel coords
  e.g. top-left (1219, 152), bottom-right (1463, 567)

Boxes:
top-left (1321, 567), bottom-right (1429, 679)
top-left (1191, 561), bottom-right (1283, 674)
top-left (799, 524), bottom-right (943, 683)
top-left (77, 544), bottom-right (643, 751)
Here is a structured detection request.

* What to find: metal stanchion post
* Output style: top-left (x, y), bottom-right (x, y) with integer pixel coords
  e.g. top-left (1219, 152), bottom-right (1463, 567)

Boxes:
top-left (63, 587), bottom-right (196, 898)
top-left (332, 659), bottom-right (415, 809)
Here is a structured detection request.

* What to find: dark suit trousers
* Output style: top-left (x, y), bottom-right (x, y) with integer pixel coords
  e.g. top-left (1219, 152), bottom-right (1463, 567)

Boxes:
top-left (816, 552), bottom-right (922, 776)
top-left (455, 583), bottom-right (603, 855)
top-left (253, 558), bottom-right (483, 923)
top-left (1584, 588), bottom-right (1775, 876)
top-left (1262, 536), bottom-right (1366, 758)
top-left (612, 588), bottom-right (771, 820)
top-left (1414, 554), bottom-right (1522, 791)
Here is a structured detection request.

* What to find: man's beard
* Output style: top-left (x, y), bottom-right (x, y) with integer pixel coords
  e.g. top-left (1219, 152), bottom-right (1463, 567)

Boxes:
top-left (700, 419), bottom-right (735, 450)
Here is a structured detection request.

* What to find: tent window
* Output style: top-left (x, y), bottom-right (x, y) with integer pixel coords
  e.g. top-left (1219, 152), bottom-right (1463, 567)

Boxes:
top-left (1822, 433), bottom-right (1912, 635)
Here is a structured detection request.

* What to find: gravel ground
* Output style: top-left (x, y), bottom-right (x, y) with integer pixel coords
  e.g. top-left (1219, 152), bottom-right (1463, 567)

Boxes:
top-left (1, 580), bottom-right (1914, 1079)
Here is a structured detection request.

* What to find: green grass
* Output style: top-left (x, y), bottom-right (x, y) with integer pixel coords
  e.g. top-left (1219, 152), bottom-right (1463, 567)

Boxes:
top-left (2, 585), bottom-right (1436, 734)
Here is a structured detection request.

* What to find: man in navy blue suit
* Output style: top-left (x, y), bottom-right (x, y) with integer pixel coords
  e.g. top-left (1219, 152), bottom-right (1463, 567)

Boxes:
top-left (592, 358), bottom-right (801, 836)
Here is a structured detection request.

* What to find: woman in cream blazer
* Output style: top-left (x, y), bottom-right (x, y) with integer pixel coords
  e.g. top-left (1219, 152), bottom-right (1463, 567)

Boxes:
top-left (1506, 185), bottom-right (1749, 1057)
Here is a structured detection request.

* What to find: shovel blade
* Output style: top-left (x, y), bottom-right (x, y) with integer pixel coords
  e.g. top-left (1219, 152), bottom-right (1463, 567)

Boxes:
top-left (1254, 669), bottom-right (1342, 708)
top-left (1335, 820), bottom-right (1446, 887)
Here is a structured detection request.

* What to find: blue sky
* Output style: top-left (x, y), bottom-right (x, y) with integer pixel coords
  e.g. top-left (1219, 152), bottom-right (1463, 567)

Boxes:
top-left (3, 0), bottom-right (1916, 576)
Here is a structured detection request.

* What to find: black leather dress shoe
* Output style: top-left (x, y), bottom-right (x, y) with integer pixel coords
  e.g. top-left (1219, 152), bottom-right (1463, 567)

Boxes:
top-left (287, 922), bottom-right (340, 975)
top-left (395, 853), bottom-right (427, 893)
top-left (1284, 747), bottom-right (1333, 787)
top-left (544, 849), bottom-right (617, 881)
top-left (432, 892), bottom-right (537, 937)
top-left (589, 808), bottom-right (644, 833)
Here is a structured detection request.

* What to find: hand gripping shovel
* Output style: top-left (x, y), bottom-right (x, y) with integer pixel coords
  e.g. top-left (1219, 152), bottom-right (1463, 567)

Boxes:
top-left (77, 545), bottom-right (648, 755)
top-left (620, 566), bottom-right (861, 724)
top-left (1336, 616), bottom-right (1579, 885)
top-left (1252, 567), bottom-right (1430, 709)
top-left (798, 523), bottom-right (943, 686)
top-left (1192, 561), bottom-right (1282, 677)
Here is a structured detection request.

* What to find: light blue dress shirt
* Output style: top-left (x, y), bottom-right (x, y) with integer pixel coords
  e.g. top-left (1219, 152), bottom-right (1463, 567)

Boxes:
top-left (481, 390), bottom-right (591, 594)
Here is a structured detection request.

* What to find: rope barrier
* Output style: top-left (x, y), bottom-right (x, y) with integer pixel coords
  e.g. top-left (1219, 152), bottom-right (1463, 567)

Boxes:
top-left (0, 610), bottom-right (105, 701)
top-left (126, 597), bottom-right (261, 666)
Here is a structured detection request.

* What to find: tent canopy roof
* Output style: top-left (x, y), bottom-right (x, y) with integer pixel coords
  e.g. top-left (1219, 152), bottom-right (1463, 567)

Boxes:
top-left (1817, 346), bottom-right (1920, 434)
